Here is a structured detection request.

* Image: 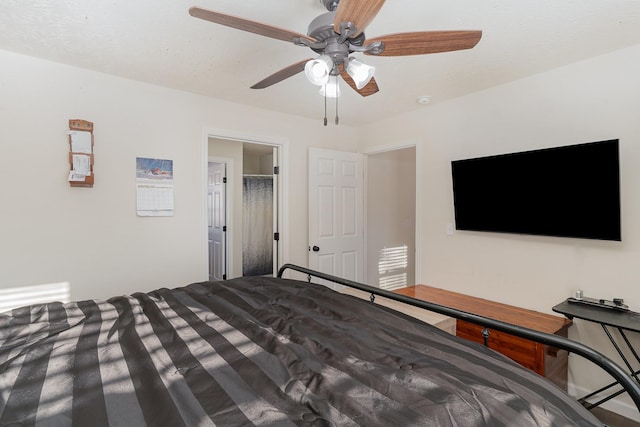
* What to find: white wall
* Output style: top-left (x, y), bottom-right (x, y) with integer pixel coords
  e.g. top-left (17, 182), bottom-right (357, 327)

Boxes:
top-left (358, 43), bottom-right (640, 418)
top-left (0, 49), bottom-right (358, 301)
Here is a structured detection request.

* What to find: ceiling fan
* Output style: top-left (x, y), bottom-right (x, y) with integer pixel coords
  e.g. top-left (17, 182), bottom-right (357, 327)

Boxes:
top-left (189, 0), bottom-right (481, 121)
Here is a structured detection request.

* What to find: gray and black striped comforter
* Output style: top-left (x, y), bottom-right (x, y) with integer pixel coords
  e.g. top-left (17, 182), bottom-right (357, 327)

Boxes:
top-left (0, 276), bottom-right (600, 426)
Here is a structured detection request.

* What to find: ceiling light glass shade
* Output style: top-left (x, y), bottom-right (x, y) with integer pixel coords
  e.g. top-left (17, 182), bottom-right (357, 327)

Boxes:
top-left (319, 76), bottom-right (341, 98)
top-left (346, 58), bottom-right (375, 90)
top-left (304, 55), bottom-right (333, 86)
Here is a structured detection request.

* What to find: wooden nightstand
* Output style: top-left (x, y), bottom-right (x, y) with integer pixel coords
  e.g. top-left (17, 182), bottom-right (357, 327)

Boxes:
top-left (394, 285), bottom-right (572, 391)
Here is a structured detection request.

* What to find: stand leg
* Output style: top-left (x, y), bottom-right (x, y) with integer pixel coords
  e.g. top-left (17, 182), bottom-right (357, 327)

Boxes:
top-left (619, 328), bottom-right (640, 382)
top-left (602, 325), bottom-right (636, 375)
top-left (580, 325), bottom-right (640, 409)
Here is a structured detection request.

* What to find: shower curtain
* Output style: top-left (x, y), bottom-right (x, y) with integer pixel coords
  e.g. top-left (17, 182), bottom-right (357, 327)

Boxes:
top-left (242, 175), bottom-right (273, 276)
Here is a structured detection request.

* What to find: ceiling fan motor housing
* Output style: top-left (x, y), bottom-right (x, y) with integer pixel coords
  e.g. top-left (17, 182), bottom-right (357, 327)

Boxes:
top-left (307, 12), bottom-right (365, 67)
top-left (307, 12), bottom-right (338, 43)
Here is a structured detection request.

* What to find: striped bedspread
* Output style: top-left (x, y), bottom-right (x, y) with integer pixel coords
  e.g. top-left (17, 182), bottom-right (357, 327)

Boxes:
top-left (0, 276), bottom-right (600, 426)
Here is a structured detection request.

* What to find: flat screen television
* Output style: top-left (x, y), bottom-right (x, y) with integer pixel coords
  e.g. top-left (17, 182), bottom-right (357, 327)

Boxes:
top-left (451, 139), bottom-right (621, 241)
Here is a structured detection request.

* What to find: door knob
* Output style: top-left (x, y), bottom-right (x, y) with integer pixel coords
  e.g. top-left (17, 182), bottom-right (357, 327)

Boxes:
top-left (312, 245), bottom-right (320, 252)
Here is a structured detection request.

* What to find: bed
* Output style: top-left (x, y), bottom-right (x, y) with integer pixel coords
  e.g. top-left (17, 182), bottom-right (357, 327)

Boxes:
top-left (1, 265), bottom-right (638, 426)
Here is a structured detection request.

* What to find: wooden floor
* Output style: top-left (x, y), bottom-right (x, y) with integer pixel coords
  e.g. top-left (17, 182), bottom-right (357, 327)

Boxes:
top-left (592, 407), bottom-right (640, 427)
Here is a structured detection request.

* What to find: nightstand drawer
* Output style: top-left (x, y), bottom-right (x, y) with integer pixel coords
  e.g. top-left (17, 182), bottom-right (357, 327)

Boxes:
top-left (457, 320), bottom-right (541, 372)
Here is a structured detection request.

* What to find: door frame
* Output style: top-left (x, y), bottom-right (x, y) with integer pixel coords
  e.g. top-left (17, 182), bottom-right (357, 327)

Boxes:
top-left (201, 127), bottom-right (289, 279)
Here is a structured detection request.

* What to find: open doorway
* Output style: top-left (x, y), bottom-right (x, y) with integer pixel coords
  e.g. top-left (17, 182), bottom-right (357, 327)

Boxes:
top-left (366, 146), bottom-right (416, 289)
top-left (241, 144), bottom-right (277, 277)
top-left (206, 135), bottom-right (283, 280)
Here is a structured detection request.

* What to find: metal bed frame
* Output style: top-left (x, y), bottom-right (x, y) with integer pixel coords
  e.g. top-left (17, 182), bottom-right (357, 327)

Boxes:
top-left (277, 263), bottom-right (640, 413)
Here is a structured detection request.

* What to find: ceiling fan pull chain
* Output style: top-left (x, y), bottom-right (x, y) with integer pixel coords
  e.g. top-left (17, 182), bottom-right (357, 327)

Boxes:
top-left (334, 78), bottom-right (339, 125)
top-left (335, 90), bottom-right (339, 125)
top-left (323, 87), bottom-right (328, 126)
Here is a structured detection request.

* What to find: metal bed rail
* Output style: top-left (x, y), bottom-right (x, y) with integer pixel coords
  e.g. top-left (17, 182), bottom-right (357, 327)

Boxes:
top-left (277, 263), bottom-right (640, 412)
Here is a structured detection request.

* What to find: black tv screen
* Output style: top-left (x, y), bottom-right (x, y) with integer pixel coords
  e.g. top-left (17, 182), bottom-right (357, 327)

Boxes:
top-left (451, 139), bottom-right (621, 241)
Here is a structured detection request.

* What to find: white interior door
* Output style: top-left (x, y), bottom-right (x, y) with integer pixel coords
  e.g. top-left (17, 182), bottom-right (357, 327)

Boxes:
top-left (208, 162), bottom-right (226, 281)
top-left (308, 148), bottom-right (364, 286)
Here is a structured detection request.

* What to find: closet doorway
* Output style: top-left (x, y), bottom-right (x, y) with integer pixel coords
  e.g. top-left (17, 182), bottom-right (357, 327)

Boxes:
top-left (241, 144), bottom-right (277, 276)
top-left (207, 136), bottom-right (281, 280)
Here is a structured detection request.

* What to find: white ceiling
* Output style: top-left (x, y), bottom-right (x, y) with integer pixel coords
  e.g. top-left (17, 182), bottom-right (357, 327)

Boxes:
top-left (1, 0), bottom-right (640, 126)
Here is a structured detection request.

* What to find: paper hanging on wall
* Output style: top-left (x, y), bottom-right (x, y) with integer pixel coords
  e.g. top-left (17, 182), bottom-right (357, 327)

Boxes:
top-left (70, 131), bottom-right (92, 154)
top-left (68, 171), bottom-right (87, 182)
top-left (72, 154), bottom-right (91, 176)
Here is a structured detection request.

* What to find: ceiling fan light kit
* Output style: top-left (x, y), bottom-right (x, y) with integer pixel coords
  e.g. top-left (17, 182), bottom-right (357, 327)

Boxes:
top-left (345, 58), bottom-right (375, 90)
top-left (304, 55), bottom-right (334, 86)
top-left (319, 76), bottom-right (341, 98)
top-left (189, 0), bottom-right (482, 124)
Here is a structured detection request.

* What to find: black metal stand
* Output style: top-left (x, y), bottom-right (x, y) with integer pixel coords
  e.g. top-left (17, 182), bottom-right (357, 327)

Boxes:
top-left (553, 299), bottom-right (640, 409)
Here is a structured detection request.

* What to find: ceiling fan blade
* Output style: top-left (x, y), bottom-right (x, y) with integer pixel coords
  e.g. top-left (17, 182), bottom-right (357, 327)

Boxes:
top-left (339, 66), bottom-right (379, 97)
top-left (189, 7), bottom-right (316, 44)
top-left (333, 0), bottom-right (386, 37)
top-left (251, 58), bottom-right (313, 89)
top-left (364, 30), bottom-right (482, 56)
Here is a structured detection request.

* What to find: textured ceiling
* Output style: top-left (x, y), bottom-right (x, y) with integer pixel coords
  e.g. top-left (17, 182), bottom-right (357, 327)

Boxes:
top-left (1, 0), bottom-right (640, 126)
